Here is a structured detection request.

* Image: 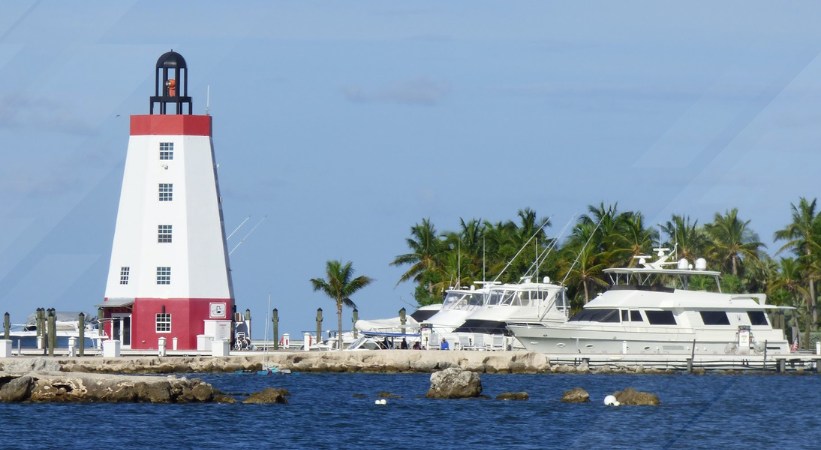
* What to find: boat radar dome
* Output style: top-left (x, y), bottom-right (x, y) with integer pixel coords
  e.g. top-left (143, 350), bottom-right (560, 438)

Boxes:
top-left (677, 258), bottom-right (689, 270)
top-left (695, 258), bottom-right (707, 271)
top-left (543, 276), bottom-right (550, 283)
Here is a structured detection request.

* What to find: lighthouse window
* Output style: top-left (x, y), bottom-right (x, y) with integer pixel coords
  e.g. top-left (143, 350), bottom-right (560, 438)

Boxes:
top-left (158, 183), bottom-right (173, 202)
top-left (158, 225), bottom-right (173, 243)
top-left (156, 313), bottom-right (171, 333)
top-left (119, 266), bottom-right (130, 285)
top-left (156, 266), bottom-right (171, 285)
top-left (159, 142), bottom-right (174, 160)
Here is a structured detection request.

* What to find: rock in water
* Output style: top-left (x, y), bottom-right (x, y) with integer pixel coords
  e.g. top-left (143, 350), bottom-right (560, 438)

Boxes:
top-left (243, 387), bottom-right (289, 404)
top-left (0, 372), bottom-right (225, 403)
top-left (561, 387), bottom-right (590, 403)
top-left (613, 387), bottom-right (660, 406)
top-left (0, 375), bottom-right (34, 402)
top-left (426, 368), bottom-right (482, 399)
top-left (496, 392), bottom-right (529, 401)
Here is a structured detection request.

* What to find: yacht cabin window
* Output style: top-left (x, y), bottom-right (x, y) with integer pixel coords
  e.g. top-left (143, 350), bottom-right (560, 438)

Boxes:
top-left (569, 309), bottom-right (620, 323)
top-left (748, 311), bottom-right (769, 326)
top-left (645, 310), bottom-right (677, 325)
top-left (699, 311), bottom-right (730, 325)
top-left (620, 310), bottom-right (643, 322)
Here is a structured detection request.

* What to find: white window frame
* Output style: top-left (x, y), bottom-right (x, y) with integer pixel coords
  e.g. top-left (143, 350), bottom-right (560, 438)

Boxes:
top-left (158, 224), bottom-right (173, 243)
top-left (156, 313), bottom-right (171, 333)
top-left (158, 183), bottom-right (173, 202)
top-left (156, 266), bottom-right (171, 285)
top-left (119, 266), bottom-right (130, 285)
top-left (159, 142), bottom-right (174, 160)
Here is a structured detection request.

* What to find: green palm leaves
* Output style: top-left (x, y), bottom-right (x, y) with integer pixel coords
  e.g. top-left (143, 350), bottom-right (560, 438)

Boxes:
top-left (310, 260), bottom-right (373, 350)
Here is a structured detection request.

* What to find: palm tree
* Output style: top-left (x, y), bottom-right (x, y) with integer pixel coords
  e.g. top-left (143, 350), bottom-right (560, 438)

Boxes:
top-left (774, 197), bottom-right (821, 326)
top-left (391, 218), bottom-right (446, 304)
top-left (661, 214), bottom-right (708, 262)
top-left (768, 257), bottom-right (811, 348)
top-left (310, 260), bottom-right (373, 350)
top-left (704, 208), bottom-right (764, 277)
top-left (611, 211), bottom-right (659, 267)
top-left (559, 220), bottom-right (609, 305)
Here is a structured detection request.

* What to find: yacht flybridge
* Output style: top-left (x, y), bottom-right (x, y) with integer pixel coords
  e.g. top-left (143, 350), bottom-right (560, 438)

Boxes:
top-left (507, 248), bottom-right (791, 356)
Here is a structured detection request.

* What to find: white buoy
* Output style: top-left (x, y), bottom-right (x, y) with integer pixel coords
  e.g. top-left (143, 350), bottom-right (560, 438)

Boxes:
top-left (374, 399), bottom-right (387, 405)
top-left (604, 395), bottom-right (620, 406)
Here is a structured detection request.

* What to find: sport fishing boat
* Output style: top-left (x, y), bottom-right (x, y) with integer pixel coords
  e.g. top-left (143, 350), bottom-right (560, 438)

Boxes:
top-left (506, 248), bottom-right (791, 355)
top-left (448, 277), bottom-right (569, 349)
top-left (420, 284), bottom-right (493, 334)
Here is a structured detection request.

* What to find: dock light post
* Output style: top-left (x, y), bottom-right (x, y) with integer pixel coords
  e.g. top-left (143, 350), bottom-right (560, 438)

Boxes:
top-left (316, 308), bottom-right (323, 346)
top-left (399, 307), bottom-right (407, 335)
top-left (78, 312), bottom-right (85, 357)
top-left (36, 308), bottom-right (45, 352)
top-left (352, 308), bottom-right (358, 339)
top-left (272, 308), bottom-right (279, 350)
top-left (3, 312), bottom-right (9, 340)
top-left (47, 308), bottom-right (56, 357)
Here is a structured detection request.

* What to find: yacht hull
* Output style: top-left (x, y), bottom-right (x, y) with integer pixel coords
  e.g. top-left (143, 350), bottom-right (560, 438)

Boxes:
top-left (508, 323), bottom-right (790, 355)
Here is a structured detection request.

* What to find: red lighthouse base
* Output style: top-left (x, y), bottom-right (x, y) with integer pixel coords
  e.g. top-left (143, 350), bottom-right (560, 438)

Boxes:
top-left (103, 298), bottom-right (233, 350)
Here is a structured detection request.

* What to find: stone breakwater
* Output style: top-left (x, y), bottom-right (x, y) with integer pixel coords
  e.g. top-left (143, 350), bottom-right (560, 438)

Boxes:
top-left (1, 350), bottom-right (551, 374)
top-left (0, 350), bottom-right (677, 375)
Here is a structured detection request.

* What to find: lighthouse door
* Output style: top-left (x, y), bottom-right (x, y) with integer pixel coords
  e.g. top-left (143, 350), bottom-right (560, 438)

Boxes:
top-left (112, 314), bottom-right (132, 347)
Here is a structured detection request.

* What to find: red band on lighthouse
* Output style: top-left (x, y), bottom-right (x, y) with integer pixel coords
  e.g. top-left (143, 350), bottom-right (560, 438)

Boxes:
top-left (130, 114), bottom-right (212, 136)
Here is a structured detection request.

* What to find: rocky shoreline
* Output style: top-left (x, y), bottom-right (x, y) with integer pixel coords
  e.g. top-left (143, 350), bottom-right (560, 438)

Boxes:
top-left (0, 371), bottom-right (229, 403)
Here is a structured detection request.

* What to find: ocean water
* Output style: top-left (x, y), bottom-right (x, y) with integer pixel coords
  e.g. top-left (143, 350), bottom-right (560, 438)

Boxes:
top-left (3, 372), bottom-right (821, 449)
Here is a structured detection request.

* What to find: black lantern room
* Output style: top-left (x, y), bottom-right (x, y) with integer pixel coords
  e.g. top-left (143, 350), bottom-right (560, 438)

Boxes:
top-left (150, 50), bottom-right (192, 115)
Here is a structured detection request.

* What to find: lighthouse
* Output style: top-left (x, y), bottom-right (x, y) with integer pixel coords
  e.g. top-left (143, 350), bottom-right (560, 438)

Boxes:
top-left (100, 51), bottom-right (234, 351)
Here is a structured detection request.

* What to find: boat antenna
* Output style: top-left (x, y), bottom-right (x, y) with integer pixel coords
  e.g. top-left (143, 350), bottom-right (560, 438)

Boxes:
top-left (482, 235), bottom-right (486, 283)
top-left (524, 214), bottom-right (574, 279)
top-left (493, 219), bottom-right (550, 283)
top-left (457, 241), bottom-right (461, 288)
top-left (230, 215), bottom-right (267, 255)
top-left (227, 215), bottom-right (251, 240)
top-left (559, 214), bottom-right (604, 288)
top-left (206, 85), bottom-right (211, 115)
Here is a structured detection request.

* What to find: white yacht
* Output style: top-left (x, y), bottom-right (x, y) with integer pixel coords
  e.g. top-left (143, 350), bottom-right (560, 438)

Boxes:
top-left (420, 285), bottom-right (492, 333)
top-left (453, 277), bottom-right (568, 335)
top-left (421, 278), bottom-right (568, 350)
top-left (507, 248), bottom-right (790, 356)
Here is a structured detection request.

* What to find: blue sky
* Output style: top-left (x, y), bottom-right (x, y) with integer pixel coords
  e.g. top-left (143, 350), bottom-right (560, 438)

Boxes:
top-left (1, 1), bottom-right (820, 337)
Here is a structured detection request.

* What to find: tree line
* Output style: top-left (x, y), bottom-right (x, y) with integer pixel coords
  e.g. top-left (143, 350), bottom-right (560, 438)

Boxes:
top-left (390, 198), bottom-right (821, 347)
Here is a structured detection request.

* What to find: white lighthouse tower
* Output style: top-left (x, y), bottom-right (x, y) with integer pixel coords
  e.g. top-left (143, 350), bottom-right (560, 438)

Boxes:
top-left (101, 51), bottom-right (234, 351)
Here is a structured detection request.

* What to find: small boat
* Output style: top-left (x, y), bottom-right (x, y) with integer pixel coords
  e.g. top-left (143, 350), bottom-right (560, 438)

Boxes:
top-left (507, 248), bottom-right (791, 355)
top-left (345, 330), bottom-right (422, 351)
top-left (7, 311), bottom-right (104, 350)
